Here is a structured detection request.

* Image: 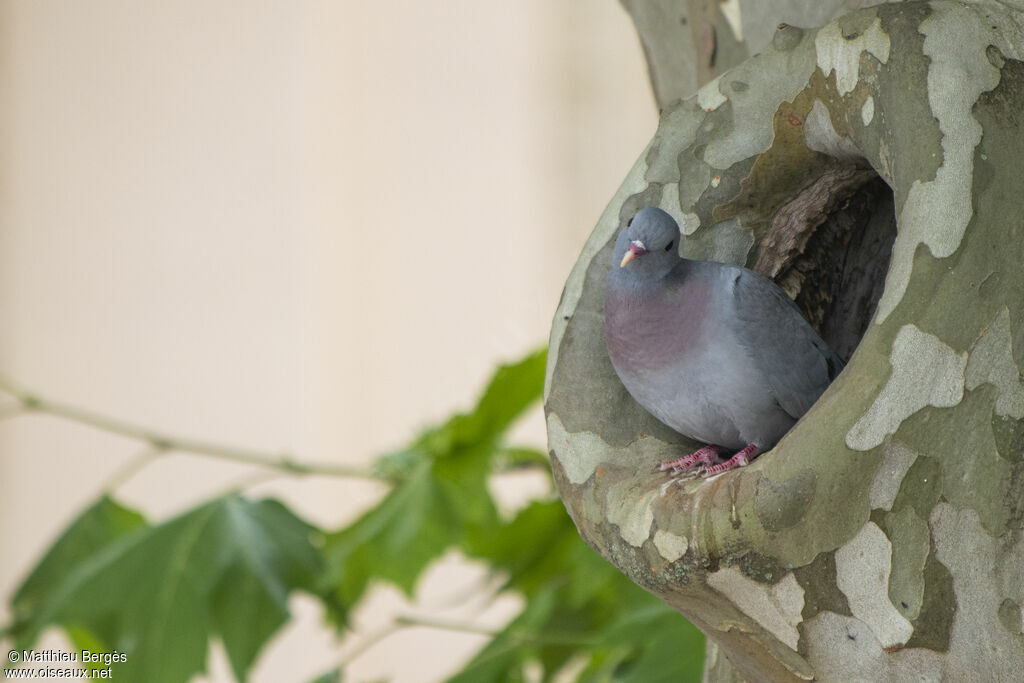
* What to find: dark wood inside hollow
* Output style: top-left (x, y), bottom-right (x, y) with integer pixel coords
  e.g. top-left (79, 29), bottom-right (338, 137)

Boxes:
top-left (756, 173), bottom-right (896, 362)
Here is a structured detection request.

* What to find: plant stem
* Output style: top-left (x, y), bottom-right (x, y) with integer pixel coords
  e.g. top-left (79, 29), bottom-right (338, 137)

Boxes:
top-left (393, 614), bottom-right (500, 636)
top-left (394, 614), bottom-right (598, 647)
top-left (338, 622), bottom-right (403, 669)
top-left (101, 446), bottom-right (165, 494)
top-left (0, 374), bottom-right (383, 482)
top-left (337, 612), bottom-right (599, 672)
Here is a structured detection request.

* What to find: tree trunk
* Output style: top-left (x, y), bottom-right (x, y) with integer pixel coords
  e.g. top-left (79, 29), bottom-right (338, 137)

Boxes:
top-left (547, 1), bottom-right (1024, 680)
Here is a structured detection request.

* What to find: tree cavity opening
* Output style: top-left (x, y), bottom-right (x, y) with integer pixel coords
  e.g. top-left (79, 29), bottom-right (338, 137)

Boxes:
top-left (752, 171), bottom-right (896, 362)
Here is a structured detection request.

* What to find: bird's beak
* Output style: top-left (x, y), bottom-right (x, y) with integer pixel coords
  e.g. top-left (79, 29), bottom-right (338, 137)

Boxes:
top-left (620, 240), bottom-right (647, 267)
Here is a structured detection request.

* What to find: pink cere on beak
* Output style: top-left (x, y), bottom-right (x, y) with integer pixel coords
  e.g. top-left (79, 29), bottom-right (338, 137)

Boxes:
top-left (620, 240), bottom-right (647, 267)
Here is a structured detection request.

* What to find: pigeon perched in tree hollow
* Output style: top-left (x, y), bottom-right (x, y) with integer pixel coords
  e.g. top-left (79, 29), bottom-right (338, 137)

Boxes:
top-left (604, 207), bottom-right (844, 477)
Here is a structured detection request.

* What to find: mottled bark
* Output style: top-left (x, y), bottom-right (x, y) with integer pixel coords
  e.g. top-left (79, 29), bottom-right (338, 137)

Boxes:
top-left (548, 1), bottom-right (1024, 680)
top-left (619, 0), bottom-right (747, 108)
top-left (620, 0), bottom-right (880, 110)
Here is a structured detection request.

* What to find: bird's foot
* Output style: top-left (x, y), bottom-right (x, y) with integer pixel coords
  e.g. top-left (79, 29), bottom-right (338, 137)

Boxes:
top-left (698, 444), bottom-right (760, 477)
top-left (658, 445), bottom-right (722, 473)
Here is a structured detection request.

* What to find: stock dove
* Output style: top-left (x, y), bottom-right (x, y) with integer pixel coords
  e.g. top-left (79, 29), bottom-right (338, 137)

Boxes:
top-left (604, 207), bottom-right (843, 476)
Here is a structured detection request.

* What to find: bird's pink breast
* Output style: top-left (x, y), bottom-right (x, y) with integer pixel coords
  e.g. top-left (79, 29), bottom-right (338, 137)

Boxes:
top-left (604, 280), bottom-right (710, 372)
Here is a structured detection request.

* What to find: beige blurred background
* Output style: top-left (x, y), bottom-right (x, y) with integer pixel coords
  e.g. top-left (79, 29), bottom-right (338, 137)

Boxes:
top-left (0, 1), bottom-right (656, 681)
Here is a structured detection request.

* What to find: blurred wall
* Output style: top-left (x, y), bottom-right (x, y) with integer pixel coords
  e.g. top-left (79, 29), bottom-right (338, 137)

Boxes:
top-left (0, 1), bottom-right (656, 680)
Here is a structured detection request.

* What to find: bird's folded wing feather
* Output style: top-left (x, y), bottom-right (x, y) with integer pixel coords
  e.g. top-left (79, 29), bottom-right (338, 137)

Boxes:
top-left (730, 269), bottom-right (842, 419)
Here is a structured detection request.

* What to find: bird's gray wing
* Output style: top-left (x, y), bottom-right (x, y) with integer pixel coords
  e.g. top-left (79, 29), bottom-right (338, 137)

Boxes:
top-left (729, 268), bottom-right (843, 420)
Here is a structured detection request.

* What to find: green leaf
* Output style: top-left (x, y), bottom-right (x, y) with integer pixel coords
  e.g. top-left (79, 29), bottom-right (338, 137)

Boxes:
top-left (458, 499), bottom-right (705, 681)
top-left (466, 500), bottom-right (633, 608)
top-left (494, 446), bottom-right (551, 472)
top-left (308, 668), bottom-right (343, 683)
top-left (457, 501), bottom-right (605, 678)
top-left (7, 346), bottom-right (707, 683)
top-left (464, 348), bottom-right (547, 439)
top-left (209, 499), bottom-right (323, 681)
top-left (12, 496), bottom-right (325, 683)
top-left (373, 349), bottom-right (547, 482)
top-left (11, 497), bottom-right (147, 632)
top-left (581, 604), bottom-right (705, 683)
top-left (446, 585), bottom-right (562, 683)
top-left (324, 349), bottom-right (547, 621)
top-left (64, 625), bottom-right (116, 674)
top-left (324, 458), bottom-right (465, 616)
top-left (212, 562), bottom-right (286, 680)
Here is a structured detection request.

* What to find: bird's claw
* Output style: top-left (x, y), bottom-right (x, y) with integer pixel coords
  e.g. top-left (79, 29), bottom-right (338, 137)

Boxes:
top-left (657, 444), bottom-right (721, 473)
top-left (660, 444), bottom-right (761, 479)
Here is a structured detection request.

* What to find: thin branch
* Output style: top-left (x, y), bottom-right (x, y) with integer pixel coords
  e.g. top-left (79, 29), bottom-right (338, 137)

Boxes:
top-left (0, 374), bottom-right (384, 482)
top-left (335, 615), bottom-right (497, 672)
top-left (211, 469), bottom-right (295, 500)
top-left (394, 614), bottom-right (500, 637)
top-left (430, 572), bottom-right (505, 612)
top-left (101, 446), bottom-right (165, 494)
top-left (394, 614), bottom-right (598, 648)
top-left (337, 622), bottom-right (404, 669)
top-left (337, 611), bottom-right (600, 673)
top-left (492, 446), bottom-right (551, 473)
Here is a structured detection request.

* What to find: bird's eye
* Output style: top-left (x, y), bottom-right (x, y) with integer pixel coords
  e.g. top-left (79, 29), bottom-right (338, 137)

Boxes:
top-left (627, 216), bottom-right (634, 227)
top-left (664, 240), bottom-right (674, 252)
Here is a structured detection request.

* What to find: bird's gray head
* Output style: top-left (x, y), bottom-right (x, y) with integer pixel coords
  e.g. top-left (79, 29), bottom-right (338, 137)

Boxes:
top-left (610, 207), bottom-right (682, 282)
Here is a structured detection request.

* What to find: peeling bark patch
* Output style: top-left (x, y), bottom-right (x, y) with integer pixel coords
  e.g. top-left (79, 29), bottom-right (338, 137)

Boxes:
top-left (997, 532), bottom-right (1024, 629)
top-left (861, 95), bottom-right (875, 125)
top-left (653, 529), bottom-right (689, 561)
top-left (905, 551), bottom-right (955, 651)
top-left (804, 612), bottom-right (891, 680)
top-left (814, 17), bottom-right (891, 96)
top-left (606, 478), bottom-right (659, 547)
top-left (897, 390), bottom-right (1012, 535)
top-left (869, 441), bottom-right (919, 510)
top-left (546, 415), bottom-right (614, 485)
top-left (677, 216), bottom-right (754, 266)
top-left (679, 212), bottom-right (701, 235)
top-left (712, 90), bottom-right (843, 239)
top-left (883, 506), bottom-right (930, 621)
top-left (701, 38), bottom-right (816, 169)
top-left (646, 104), bottom-right (704, 184)
top-left (661, 180), bottom-right (681, 216)
top-left (804, 611), bottom-right (946, 681)
top-left (804, 99), bottom-right (861, 160)
top-left (707, 568), bottom-right (805, 650)
top-left (891, 456), bottom-right (942, 521)
top-left (698, 77), bottom-right (727, 111)
top-left (998, 599), bottom-right (1022, 635)
top-left (794, 551), bottom-right (851, 621)
top-left (835, 521), bottom-right (914, 648)
top-left (966, 308), bottom-right (1024, 419)
top-left (931, 503), bottom-right (1022, 680)
top-left (846, 325), bottom-right (967, 451)
top-left (875, 4), bottom-right (1001, 323)
top-left (754, 471), bottom-right (815, 531)
top-left (991, 414), bottom-right (1024, 464)
top-left (676, 149), bottom-right (713, 218)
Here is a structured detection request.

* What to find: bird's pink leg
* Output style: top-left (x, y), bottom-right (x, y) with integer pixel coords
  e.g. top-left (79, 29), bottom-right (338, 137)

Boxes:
top-left (658, 445), bottom-right (723, 472)
top-left (699, 444), bottom-right (760, 477)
